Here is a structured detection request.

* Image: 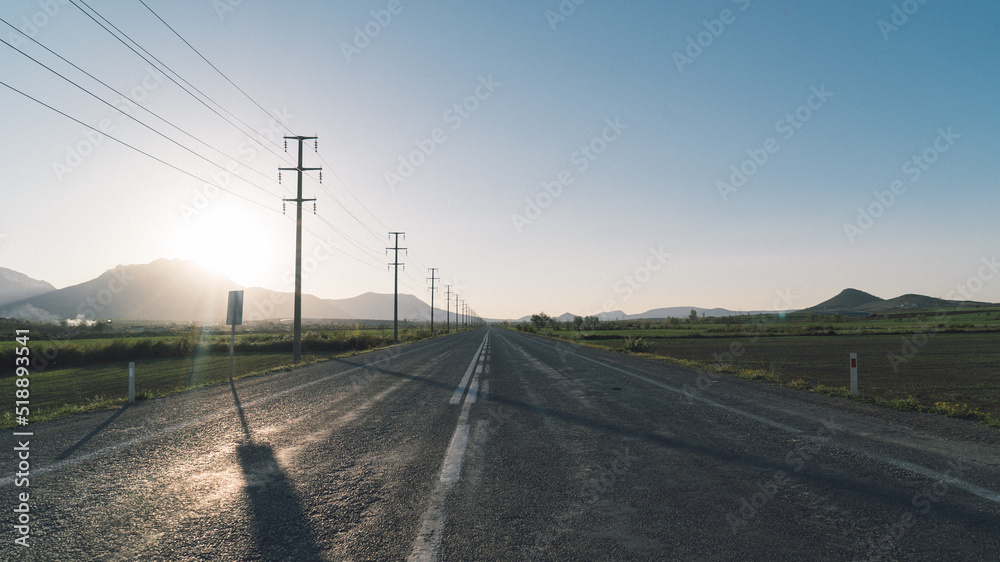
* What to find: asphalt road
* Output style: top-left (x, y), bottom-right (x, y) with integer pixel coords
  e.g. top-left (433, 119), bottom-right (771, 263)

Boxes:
top-left (3, 328), bottom-right (999, 560)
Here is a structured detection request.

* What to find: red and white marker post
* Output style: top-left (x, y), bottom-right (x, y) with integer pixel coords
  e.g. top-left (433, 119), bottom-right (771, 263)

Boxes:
top-left (850, 353), bottom-right (858, 396)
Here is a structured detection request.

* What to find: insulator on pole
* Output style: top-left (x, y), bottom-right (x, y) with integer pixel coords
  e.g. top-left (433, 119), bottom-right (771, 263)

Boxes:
top-left (282, 202), bottom-right (286, 214)
top-left (284, 139), bottom-right (287, 151)
top-left (278, 171), bottom-right (282, 184)
top-left (313, 202), bottom-right (316, 214)
top-left (319, 171), bottom-right (322, 183)
top-left (314, 139), bottom-right (318, 152)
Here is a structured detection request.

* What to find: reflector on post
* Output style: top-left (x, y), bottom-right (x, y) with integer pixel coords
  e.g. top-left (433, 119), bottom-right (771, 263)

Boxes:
top-left (850, 353), bottom-right (858, 396)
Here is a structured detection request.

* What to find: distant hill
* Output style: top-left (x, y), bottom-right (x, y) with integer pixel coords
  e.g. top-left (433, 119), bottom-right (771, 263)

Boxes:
top-left (0, 268), bottom-right (56, 307)
top-left (799, 289), bottom-right (992, 316)
top-left (800, 288), bottom-right (883, 315)
top-left (519, 306), bottom-right (761, 323)
top-left (0, 259), bottom-right (445, 323)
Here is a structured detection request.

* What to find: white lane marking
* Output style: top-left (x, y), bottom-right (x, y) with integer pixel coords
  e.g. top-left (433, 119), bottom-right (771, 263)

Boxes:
top-left (410, 360), bottom-right (482, 560)
top-left (449, 333), bottom-right (489, 405)
top-left (856, 450), bottom-right (1000, 505)
top-left (467, 376), bottom-right (480, 405)
top-left (439, 425), bottom-right (470, 484)
top-left (0, 340), bottom-right (449, 487)
top-left (512, 332), bottom-right (1000, 507)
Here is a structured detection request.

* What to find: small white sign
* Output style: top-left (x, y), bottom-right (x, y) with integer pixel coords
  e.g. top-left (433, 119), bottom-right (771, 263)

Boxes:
top-left (227, 290), bottom-right (244, 326)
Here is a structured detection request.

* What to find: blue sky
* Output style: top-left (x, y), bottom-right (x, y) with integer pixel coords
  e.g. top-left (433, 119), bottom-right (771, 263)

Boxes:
top-left (2, 1), bottom-right (998, 319)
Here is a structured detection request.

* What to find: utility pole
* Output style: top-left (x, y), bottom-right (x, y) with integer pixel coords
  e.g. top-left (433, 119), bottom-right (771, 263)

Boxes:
top-left (427, 268), bottom-right (438, 334)
top-left (444, 284), bottom-right (452, 334)
top-left (280, 135), bottom-right (319, 363)
top-left (454, 294), bottom-right (460, 332)
top-left (387, 232), bottom-right (406, 343)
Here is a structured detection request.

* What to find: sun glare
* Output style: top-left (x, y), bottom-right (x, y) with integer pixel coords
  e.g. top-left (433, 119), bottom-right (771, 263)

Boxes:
top-left (172, 207), bottom-right (279, 288)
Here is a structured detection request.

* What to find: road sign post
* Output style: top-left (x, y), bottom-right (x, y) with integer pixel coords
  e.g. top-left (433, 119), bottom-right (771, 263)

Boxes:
top-left (227, 290), bottom-right (244, 381)
top-left (850, 353), bottom-right (858, 396)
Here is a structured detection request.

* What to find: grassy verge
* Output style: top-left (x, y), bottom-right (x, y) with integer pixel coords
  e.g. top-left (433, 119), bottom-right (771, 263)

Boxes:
top-left (1, 345), bottom-right (406, 429)
top-left (536, 330), bottom-right (1000, 429)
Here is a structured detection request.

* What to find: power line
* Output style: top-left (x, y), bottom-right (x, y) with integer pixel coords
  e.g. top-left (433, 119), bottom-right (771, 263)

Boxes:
top-left (0, 35), bottom-right (283, 202)
top-left (0, 16), bottom-right (284, 189)
top-left (0, 78), bottom-right (276, 212)
top-left (127, 4), bottom-right (400, 246)
top-left (137, 0), bottom-right (294, 139)
top-left (67, 0), bottom-right (294, 166)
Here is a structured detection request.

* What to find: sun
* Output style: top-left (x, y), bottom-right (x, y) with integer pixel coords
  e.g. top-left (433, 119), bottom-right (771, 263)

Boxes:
top-left (171, 206), bottom-right (281, 288)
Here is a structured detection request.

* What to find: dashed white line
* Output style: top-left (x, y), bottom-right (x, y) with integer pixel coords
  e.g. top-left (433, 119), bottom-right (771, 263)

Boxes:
top-left (449, 333), bottom-right (489, 405)
top-left (410, 332), bottom-right (489, 561)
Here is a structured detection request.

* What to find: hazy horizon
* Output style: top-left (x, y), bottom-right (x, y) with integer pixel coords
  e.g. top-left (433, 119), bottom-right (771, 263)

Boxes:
top-left (3, 1), bottom-right (998, 319)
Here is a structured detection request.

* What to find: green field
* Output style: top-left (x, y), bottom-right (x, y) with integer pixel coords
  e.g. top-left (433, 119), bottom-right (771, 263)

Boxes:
top-left (0, 350), bottom-right (366, 429)
top-left (519, 308), bottom-right (1000, 426)
top-left (1, 325), bottom-right (440, 428)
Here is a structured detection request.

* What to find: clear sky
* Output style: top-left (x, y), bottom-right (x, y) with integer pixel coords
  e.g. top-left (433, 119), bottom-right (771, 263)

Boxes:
top-left (2, 1), bottom-right (998, 320)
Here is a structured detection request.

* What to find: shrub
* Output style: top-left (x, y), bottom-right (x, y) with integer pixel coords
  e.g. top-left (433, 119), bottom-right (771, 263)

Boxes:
top-left (622, 336), bottom-right (651, 353)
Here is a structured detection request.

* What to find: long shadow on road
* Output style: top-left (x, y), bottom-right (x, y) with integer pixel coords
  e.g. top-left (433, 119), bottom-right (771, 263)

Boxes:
top-left (230, 379), bottom-right (324, 561)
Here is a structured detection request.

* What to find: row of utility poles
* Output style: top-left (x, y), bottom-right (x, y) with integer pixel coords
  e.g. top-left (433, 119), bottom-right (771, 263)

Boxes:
top-left (282, 134), bottom-right (483, 357)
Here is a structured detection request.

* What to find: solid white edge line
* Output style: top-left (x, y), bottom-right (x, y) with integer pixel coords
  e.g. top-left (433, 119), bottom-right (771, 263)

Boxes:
top-left (512, 331), bottom-right (1000, 507)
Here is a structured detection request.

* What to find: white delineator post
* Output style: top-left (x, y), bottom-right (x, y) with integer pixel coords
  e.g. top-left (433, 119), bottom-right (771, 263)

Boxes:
top-left (128, 361), bottom-right (135, 404)
top-left (850, 353), bottom-right (858, 396)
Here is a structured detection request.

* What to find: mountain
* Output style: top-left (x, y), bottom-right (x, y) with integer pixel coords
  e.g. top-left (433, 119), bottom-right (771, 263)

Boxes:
top-left (631, 306), bottom-right (746, 319)
top-left (798, 289), bottom-right (991, 316)
top-left (799, 288), bottom-right (883, 315)
top-left (0, 268), bottom-right (56, 307)
top-left (0, 259), bottom-right (444, 323)
top-left (520, 306), bottom-right (753, 323)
